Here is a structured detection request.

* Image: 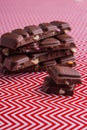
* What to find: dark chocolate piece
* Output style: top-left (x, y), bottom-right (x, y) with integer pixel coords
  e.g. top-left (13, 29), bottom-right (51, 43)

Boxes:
top-left (47, 65), bottom-right (82, 85)
top-left (30, 49), bottom-right (73, 64)
top-left (55, 34), bottom-right (77, 52)
top-left (41, 76), bottom-right (75, 96)
top-left (56, 34), bottom-right (74, 44)
top-left (56, 56), bottom-right (76, 67)
top-left (50, 21), bottom-right (71, 31)
top-left (40, 38), bottom-right (61, 51)
top-left (24, 25), bottom-right (43, 35)
top-left (0, 30), bottom-right (58, 49)
top-left (3, 55), bottom-right (33, 71)
top-left (12, 29), bottom-right (29, 38)
top-left (39, 23), bottom-right (58, 32)
top-left (0, 32), bottom-right (30, 49)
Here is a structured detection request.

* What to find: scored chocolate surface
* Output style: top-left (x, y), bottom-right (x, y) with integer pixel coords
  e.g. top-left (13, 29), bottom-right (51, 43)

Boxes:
top-left (47, 65), bottom-right (82, 85)
top-left (50, 21), bottom-right (71, 31)
top-left (24, 25), bottom-right (43, 35)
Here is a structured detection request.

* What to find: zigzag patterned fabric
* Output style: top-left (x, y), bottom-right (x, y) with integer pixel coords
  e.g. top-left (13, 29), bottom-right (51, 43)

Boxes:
top-left (0, 0), bottom-right (87, 130)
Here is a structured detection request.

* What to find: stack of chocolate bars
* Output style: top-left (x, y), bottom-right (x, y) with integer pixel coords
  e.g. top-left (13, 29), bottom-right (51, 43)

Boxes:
top-left (0, 21), bottom-right (81, 95)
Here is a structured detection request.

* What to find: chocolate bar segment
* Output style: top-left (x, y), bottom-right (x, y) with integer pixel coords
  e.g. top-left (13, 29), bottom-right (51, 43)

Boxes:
top-left (40, 38), bottom-right (61, 51)
top-left (24, 25), bottom-right (43, 35)
top-left (41, 76), bottom-right (75, 96)
top-left (50, 21), bottom-right (71, 31)
top-left (3, 55), bottom-right (33, 71)
top-left (56, 34), bottom-right (74, 44)
top-left (39, 23), bottom-right (58, 32)
top-left (47, 65), bottom-right (82, 85)
top-left (12, 29), bottom-right (29, 38)
top-left (30, 49), bottom-right (73, 64)
top-left (1, 33), bottom-right (24, 49)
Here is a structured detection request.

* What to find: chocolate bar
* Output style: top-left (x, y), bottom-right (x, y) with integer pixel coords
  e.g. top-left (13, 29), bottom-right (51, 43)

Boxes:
top-left (0, 42), bottom-right (40, 56)
top-left (47, 65), bottom-right (82, 85)
top-left (3, 55), bottom-right (33, 71)
top-left (41, 76), bottom-right (75, 96)
top-left (1, 37), bottom-right (75, 56)
top-left (50, 21), bottom-right (71, 32)
top-left (30, 49), bottom-right (73, 64)
top-left (0, 24), bottom-right (59, 49)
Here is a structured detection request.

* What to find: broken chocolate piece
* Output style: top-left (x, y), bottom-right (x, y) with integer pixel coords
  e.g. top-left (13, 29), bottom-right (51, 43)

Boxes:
top-left (41, 76), bottom-right (75, 96)
top-left (47, 65), bottom-right (82, 85)
top-left (3, 55), bottom-right (33, 71)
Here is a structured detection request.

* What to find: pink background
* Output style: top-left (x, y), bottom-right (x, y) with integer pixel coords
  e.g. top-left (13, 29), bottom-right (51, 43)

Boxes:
top-left (0, 0), bottom-right (87, 129)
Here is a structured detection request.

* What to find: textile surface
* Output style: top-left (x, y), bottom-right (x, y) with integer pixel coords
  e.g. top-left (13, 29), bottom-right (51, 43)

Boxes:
top-left (0, 0), bottom-right (87, 129)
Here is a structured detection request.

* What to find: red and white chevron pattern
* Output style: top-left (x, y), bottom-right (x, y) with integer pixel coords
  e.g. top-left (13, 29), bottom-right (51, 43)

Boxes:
top-left (0, 46), bottom-right (87, 130)
top-left (0, 0), bottom-right (87, 129)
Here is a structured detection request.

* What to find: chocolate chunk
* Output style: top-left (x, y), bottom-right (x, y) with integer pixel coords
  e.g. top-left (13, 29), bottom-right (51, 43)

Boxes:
top-left (12, 29), bottom-right (29, 38)
top-left (55, 34), bottom-right (76, 52)
top-left (1, 33), bottom-right (24, 49)
top-left (41, 76), bottom-right (75, 96)
top-left (24, 25), bottom-right (43, 35)
top-left (47, 65), bottom-right (82, 85)
top-left (50, 21), bottom-right (71, 31)
top-left (39, 23), bottom-right (58, 32)
top-left (40, 38), bottom-right (61, 51)
top-left (56, 34), bottom-right (74, 44)
top-left (3, 55), bottom-right (33, 71)
top-left (56, 56), bottom-right (76, 67)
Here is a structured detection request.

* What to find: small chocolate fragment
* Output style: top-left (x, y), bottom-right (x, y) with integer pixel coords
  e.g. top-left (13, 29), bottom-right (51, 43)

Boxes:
top-left (47, 65), bottom-right (82, 85)
top-left (41, 76), bottom-right (75, 96)
top-left (3, 55), bottom-right (33, 71)
top-left (50, 21), bottom-right (71, 32)
top-left (12, 29), bottom-right (29, 38)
